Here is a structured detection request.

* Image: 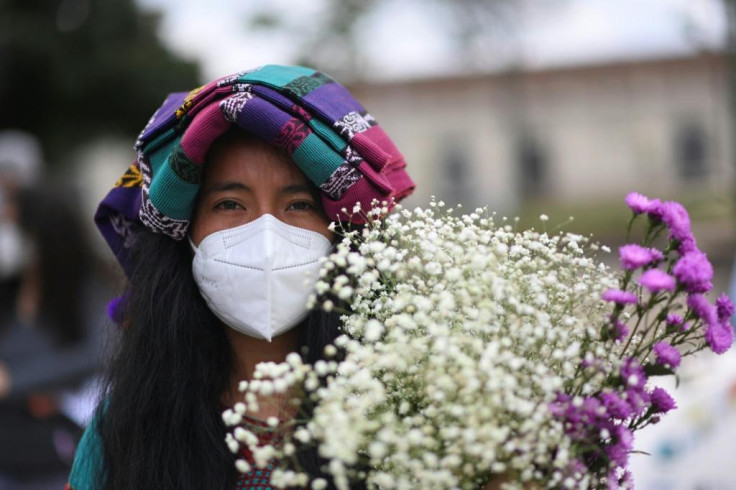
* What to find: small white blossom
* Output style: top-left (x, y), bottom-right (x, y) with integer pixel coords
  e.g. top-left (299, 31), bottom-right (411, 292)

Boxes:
top-left (225, 433), bottom-right (239, 454)
top-left (235, 459), bottom-right (251, 473)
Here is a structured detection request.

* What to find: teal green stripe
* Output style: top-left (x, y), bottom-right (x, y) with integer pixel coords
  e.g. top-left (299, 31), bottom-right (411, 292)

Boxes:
top-left (141, 128), bottom-right (179, 156)
top-left (239, 65), bottom-right (314, 88)
top-left (147, 136), bottom-right (181, 174)
top-left (292, 133), bottom-right (344, 186)
top-left (148, 161), bottom-right (200, 220)
top-left (308, 119), bottom-right (346, 153)
top-left (68, 414), bottom-right (104, 490)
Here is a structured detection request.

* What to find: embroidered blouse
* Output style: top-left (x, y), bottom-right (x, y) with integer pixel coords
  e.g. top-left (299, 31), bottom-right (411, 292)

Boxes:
top-left (234, 414), bottom-right (283, 490)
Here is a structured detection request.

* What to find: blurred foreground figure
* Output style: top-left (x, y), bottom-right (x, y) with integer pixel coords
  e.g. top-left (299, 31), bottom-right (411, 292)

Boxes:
top-left (0, 131), bottom-right (105, 489)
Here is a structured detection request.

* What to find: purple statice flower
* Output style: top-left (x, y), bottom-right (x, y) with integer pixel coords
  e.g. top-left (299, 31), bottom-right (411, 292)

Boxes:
top-left (619, 470), bottom-right (634, 490)
top-left (678, 235), bottom-right (698, 254)
top-left (673, 251), bottom-right (713, 293)
top-left (625, 192), bottom-right (653, 214)
top-left (582, 356), bottom-right (604, 370)
top-left (606, 471), bottom-right (620, 490)
top-left (563, 400), bottom-right (585, 427)
top-left (606, 315), bottom-right (629, 342)
top-left (646, 198), bottom-right (665, 220)
top-left (705, 321), bottom-right (734, 355)
top-left (582, 396), bottom-right (606, 421)
top-left (619, 244), bottom-right (664, 270)
top-left (612, 319), bottom-right (629, 342)
top-left (606, 442), bottom-right (629, 469)
top-left (549, 392), bottom-right (571, 418)
top-left (600, 391), bottom-right (633, 420)
top-left (660, 200), bottom-right (692, 243)
top-left (559, 406), bottom-right (589, 441)
top-left (563, 459), bottom-right (587, 487)
top-left (687, 294), bottom-right (718, 326)
top-left (551, 393), bottom-right (612, 442)
top-left (638, 269), bottom-right (676, 293)
top-left (624, 192), bottom-right (664, 219)
top-left (666, 312), bottom-right (690, 331)
top-left (666, 313), bottom-right (683, 327)
top-left (652, 342), bottom-right (681, 368)
top-left (625, 387), bottom-right (651, 417)
top-left (553, 392), bottom-right (571, 404)
top-left (603, 289), bottom-right (638, 305)
top-left (716, 293), bottom-right (735, 322)
top-left (620, 358), bottom-right (647, 389)
top-left (606, 425), bottom-right (634, 467)
top-left (650, 387), bottom-right (677, 414)
top-left (608, 469), bottom-right (635, 490)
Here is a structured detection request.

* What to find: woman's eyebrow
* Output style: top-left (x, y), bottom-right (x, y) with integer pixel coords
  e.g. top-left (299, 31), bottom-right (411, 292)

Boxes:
top-left (201, 181), bottom-right (251, 196)
top-left (280, 184), bottom-right (315, 195)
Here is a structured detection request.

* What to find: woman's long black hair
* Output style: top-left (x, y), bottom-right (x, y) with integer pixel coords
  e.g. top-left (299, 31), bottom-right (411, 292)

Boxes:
top-left (96, 229), bottom-right (345, 489)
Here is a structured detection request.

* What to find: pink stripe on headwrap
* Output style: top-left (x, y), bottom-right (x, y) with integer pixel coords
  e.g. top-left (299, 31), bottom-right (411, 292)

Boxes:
top-left (351, 126), bottom-right (403, 172)
top-left (180, 103), bottom-right (231, 164)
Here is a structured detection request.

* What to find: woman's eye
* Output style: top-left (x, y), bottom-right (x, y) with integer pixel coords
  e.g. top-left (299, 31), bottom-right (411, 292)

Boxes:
top-left (287, 201), bottom-right (315, 211)
top-left (214, 200), bottom-right (243, 211)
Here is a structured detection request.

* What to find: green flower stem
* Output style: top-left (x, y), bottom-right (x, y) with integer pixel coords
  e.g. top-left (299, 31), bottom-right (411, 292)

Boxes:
top-left (631, 294), bottom-right (678, 360)
top-left (625, 214), bottom-right (637, 243)
top-left (621, 300), bottom-right (647, 356)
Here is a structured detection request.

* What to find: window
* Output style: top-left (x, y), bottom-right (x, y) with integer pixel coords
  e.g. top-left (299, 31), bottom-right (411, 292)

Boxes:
top-left (517, 134), bottom-right (547, 196)
top-left (440, 138), bottom-right (473, 206)
top-left (675, 123), bottom-right (707, 180)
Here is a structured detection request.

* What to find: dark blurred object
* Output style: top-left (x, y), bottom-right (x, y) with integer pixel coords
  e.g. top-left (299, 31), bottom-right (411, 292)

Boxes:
top-left (0, 0), bottom-right (200, 164)
top-left (5, 186), bottom-right (89, 345)
top-left (0, 175), bottom-right (107, 485)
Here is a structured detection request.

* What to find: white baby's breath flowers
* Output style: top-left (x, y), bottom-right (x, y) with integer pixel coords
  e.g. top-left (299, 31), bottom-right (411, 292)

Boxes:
top-left (225, 200), bottom-right (621, 489)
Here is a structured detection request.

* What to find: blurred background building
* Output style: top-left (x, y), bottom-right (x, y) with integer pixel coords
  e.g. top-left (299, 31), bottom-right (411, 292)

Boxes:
top-left (2, 0), bottom-right (735, 487)
top-left (350, 52), bottom-right (731, 212)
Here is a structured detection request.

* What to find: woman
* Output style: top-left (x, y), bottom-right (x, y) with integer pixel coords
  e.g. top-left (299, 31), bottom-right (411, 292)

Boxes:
top-left (66, 65), bottom-right (414, 489)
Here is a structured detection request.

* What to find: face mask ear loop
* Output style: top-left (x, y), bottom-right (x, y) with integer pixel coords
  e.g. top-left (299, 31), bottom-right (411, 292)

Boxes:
top-left (188, 236), bottom-right (198, 254)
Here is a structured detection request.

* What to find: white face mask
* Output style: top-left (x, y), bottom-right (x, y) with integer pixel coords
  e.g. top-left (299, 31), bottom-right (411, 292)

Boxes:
top-left (190, 214), bottom-right (332, 342)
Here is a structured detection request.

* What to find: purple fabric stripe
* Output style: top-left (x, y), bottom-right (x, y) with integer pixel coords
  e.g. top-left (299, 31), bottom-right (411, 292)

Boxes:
top-left (302, 83), bottom-right (365, 123)
top-left (139, 92), bottom-right (189, 142)
top-left (94, 185), bottom-right (142, 276)
top-left (234, 98), bottom-right (292, 143)
top-left (250, 86), bottom-right (299, 113)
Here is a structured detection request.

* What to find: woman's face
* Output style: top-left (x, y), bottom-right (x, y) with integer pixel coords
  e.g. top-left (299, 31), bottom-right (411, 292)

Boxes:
top-left (190, 134), bottom-right (334, 245)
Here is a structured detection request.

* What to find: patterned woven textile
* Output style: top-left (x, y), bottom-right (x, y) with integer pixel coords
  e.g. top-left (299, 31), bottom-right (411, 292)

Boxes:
top-left (234, 415), bottom-right (283, 490)
top-left (95, 65), bottom-right (414, 274)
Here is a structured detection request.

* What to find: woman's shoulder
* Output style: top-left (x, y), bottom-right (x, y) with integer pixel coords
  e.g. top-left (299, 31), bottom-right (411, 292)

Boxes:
top-left (67, 411), bottom-right (105, 490)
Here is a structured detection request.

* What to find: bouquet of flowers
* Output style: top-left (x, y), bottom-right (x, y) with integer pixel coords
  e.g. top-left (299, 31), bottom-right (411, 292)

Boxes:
top-left (223, 193), bottom-right (734, 489)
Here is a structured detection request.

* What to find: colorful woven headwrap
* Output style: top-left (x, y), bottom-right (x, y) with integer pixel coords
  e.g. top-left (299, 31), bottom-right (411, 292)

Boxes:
top-left (95, 65), bottom-right (414, 274)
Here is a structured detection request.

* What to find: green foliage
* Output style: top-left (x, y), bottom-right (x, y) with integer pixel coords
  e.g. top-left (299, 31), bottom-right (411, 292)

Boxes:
top-left (0, 0), bottom-right (200, 164)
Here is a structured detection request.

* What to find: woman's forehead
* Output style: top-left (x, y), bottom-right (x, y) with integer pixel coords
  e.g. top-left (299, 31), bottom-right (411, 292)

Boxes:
top-left (203, 133), bottom-right (313, 192)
